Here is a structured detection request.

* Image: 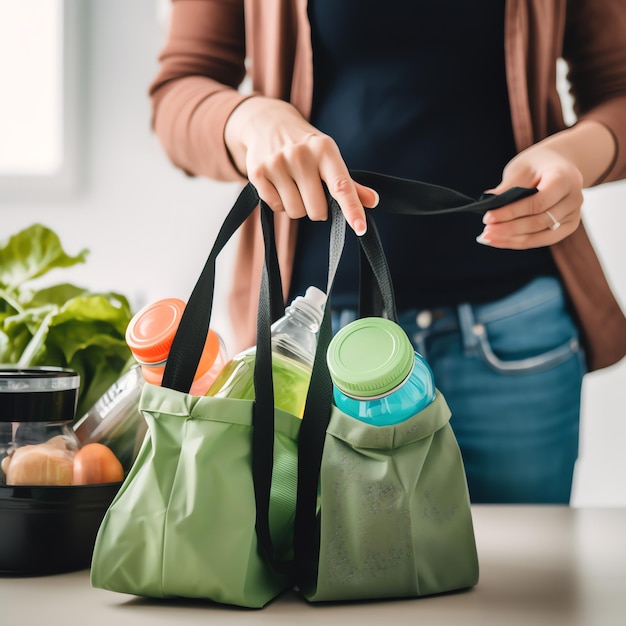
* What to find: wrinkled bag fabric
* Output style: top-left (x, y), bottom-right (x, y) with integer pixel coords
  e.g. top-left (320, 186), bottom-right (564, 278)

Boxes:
top-left (90, 386), bottom-right (300, 608)
top-left (301, 391), bottom-right (479, 602)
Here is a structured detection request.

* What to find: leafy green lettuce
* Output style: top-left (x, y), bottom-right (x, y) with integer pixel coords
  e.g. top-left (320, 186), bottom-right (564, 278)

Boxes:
top-left (0, 224), bottom-right (134, 418)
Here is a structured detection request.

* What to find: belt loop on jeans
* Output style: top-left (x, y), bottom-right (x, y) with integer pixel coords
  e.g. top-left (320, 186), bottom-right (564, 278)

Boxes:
top-left (457, 303), bottom-right (480, 354)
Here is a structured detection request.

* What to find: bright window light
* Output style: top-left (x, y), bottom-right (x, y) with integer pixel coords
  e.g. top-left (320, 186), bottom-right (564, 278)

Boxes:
top-left (0, 0), bottom-right (64, 175)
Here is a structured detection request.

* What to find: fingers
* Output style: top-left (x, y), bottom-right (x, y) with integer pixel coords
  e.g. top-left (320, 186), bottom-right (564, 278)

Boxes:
top-left (477, 163), bottom-right (583, 250)
top-left (229, 99), bottom-right (378, 235)
top-left (247, 132), bottom-right (377, 236)
top-left (483, 166), bottom-right (581, 224)
top-left (476, 200), bottom-right (578, 248)
top-left (252, 174), bottom-right (304, 219)
top-left (355, 183), bottom-right (380, 209)
top-left (319, 157), bottom-right (367, 234)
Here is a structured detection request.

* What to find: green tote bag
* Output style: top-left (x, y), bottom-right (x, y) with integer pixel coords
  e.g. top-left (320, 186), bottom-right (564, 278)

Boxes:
top-left (296, 392), bottom-right (479, 601)
top-left (90, 185), bottom-right (302, 608)
top-left (91, 172), bottom-right (535, 607)
top-left (90, 391), bottom-right (300, 606)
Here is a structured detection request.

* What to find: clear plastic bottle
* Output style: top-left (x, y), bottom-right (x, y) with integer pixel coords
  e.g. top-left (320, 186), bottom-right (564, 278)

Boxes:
top-left (125, 298), bottom-right (228, 396)
top-left (73, 364), bottom-right (147, 472)
top-left (326, 317), bottom-right (436, 426)
top-left (205, 286), bottom-right (326, 417)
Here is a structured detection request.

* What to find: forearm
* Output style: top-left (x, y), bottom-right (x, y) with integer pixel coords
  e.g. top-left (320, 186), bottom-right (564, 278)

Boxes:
top-left (152, 79), bottom-right (252, 181)
top-left (563, 0), bottom-right (626, 184)
top-left (149, 0), bottom-right (249, 181)
top-left (534, 120), bottom-right (616, 188)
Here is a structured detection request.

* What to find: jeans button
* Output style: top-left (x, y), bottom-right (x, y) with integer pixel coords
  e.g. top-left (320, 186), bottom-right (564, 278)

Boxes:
top-left (416, 310), bottom-right (433, 329)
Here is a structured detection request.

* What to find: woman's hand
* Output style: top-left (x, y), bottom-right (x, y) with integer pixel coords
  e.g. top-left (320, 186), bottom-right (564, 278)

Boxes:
top-left (476, 120), bottom-right (616, 249)
top-left (476, 147), bottom-right (584, 248)
top-left (224, 96), bottom-right (378, 235)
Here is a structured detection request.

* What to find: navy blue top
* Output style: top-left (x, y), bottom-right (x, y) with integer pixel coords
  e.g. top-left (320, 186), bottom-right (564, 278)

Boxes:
top-left (289, 0), bottom-right (556, 308)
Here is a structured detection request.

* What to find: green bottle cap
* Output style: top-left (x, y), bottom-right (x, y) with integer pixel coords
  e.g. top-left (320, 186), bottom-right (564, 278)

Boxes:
top-left (326, 317), bottom-right (414, 398)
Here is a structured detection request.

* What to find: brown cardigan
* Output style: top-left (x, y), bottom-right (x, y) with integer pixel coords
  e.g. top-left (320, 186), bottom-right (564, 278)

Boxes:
top-left (150, 0), bottom-right (626, 371)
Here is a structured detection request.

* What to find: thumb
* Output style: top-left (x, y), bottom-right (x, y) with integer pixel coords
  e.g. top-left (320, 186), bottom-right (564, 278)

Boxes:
top-left (486, 161), bottom-right (538, 196)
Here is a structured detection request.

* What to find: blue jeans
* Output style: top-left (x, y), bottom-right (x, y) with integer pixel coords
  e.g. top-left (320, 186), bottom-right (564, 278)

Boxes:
top-left (332, 277), bottom-right (586, 504)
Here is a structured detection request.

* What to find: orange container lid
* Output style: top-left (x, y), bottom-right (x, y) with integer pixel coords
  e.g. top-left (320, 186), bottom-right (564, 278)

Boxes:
top-left (126, 298), bottom-right (185, 364)
top-left (126, 298), bottom-right (222, 378)
top-left (126, 299), bottom-right (222, 374)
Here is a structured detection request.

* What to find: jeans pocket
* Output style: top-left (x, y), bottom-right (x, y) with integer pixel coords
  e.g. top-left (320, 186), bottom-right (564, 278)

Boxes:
top-left (469, 278), bottom-right (585, 375)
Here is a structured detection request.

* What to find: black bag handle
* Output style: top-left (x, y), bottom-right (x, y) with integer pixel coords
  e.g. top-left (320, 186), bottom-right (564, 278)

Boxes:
top-left (161, 185), bottom-right (284, 392)
top-left (354, 170), bottom-right (537, 318)
top-left (351, 170), bottom-right (537, 215)
top-left (358, 215), bottom-right (398, 320)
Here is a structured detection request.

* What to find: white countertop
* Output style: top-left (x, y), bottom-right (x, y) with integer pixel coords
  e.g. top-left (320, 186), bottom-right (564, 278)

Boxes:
top-left (2, 506), bottom-right (625, 626)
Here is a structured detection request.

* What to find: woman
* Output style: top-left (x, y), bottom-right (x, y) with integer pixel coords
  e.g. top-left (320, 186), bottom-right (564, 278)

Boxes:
top-left (149, 0), bottom-right (626, 503)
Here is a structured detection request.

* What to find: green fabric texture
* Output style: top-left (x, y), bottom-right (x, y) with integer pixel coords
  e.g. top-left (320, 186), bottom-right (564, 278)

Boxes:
top-left (301, 391), bottom-right (479, 602)
top-left (90, 383), bottom-right (301, 608)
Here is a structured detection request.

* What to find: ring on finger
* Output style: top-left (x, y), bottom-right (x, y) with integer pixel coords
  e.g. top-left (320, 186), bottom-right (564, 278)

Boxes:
top-left (545, 210), bottom-right (561, 231)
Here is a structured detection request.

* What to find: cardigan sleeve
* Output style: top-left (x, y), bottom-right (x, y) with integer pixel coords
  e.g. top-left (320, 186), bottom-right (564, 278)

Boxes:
top-left (149, 0), bottom-right (251, 181)
top-left (563, 0), bottom-right (626, 184)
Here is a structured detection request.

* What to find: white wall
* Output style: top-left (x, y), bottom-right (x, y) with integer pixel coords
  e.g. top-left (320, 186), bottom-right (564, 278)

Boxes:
top-left (1, 0), bottom-right (624, 505)
top-left (572, 183), bottom-right (626, 507)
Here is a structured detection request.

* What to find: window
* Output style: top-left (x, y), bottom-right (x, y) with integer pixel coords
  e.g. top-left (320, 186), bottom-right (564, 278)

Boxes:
top-left (0, 0), bottom-right (80, 200)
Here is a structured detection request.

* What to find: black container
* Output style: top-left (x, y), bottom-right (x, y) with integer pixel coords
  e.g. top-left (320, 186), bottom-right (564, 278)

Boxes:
top-left (0, 367), bottom-right (121, 574)
top-left (1, 367), bottom-right (80, 487)
top-left (0, 367), bottom-right (79, 424)
top-left (0, 482), bottom-right (121, 574)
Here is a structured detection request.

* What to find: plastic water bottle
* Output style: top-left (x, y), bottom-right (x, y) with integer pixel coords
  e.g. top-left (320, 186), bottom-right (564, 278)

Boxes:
top-left (326, 317), bottom-right (436, 426)
top-left (73, 364), bottom-right (147, 472)
top-left (125, 298), bottom-right (228, 396)
top-left (205, 286), bottom-right (326, 417)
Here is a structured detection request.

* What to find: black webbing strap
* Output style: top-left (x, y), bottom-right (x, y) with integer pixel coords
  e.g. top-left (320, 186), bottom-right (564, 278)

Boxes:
top-left (162, 183), bottom-right (269, 392)
top-left (253, 202), bottom-right (288, 573)
top-left (351, 170), bottom-right (537, 216)
top-left (358, 216), bottom-right (398, 321)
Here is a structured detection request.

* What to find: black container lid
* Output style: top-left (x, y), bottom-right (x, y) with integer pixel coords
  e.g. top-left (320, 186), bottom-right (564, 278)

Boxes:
top-left (0, 367), bottom-right (80, 423)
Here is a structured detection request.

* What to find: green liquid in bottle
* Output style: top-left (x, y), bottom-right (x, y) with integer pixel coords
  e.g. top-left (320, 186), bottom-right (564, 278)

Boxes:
top-left (205, 350), bottom-right (312, 417)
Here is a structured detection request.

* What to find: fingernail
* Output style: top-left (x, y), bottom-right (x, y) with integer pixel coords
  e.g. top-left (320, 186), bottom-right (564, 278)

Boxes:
top-left (354, 218), bottom-right (367, 236)
top-left (476, 232), bottom-right (491, 245)
top-left (371, 190), bottom-right (380, 208)
top-left (482, 211), bottom-right (493, 224)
